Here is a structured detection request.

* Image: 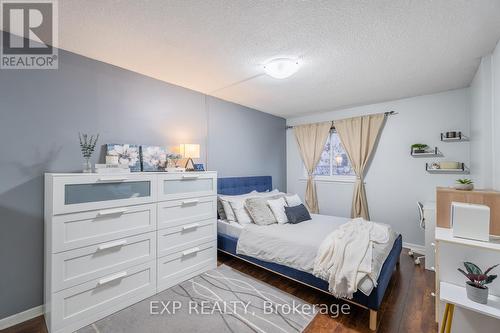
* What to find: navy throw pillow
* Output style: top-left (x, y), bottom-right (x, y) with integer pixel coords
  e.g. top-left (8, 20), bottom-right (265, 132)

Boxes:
top-left (284, 204), bottom-right (311, 224)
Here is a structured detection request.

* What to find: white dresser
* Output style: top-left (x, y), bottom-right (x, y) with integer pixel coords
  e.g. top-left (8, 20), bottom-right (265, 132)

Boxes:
top-left (44, 172), bottom-right (217, 333)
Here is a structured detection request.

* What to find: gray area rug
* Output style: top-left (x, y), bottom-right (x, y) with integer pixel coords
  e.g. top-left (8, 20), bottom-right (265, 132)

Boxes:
top-left (78, 264), bottom-right (315, 333)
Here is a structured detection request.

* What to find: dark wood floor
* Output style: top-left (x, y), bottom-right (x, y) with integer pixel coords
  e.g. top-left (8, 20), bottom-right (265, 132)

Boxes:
top-left (2, 248), bottom-right (436, 333)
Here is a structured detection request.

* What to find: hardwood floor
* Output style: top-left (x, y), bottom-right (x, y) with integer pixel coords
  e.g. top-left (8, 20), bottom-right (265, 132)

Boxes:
top-left (217, 249), bottom-right (437, 333)
top-left (1, 248), bottom-right (436, 333)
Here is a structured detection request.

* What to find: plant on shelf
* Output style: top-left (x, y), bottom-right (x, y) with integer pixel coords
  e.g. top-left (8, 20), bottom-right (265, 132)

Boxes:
top-left (411, 143), bottom-right (429, 154)
top-left (458, 262), bottom-right (498, 304)
top-left (455, 178), bottom-right (474, 191)
top-left (78, 133), bottom-right (99, 173)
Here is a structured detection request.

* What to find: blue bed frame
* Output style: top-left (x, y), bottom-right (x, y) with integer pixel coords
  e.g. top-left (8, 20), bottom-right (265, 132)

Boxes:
top-left (217, 176), bottom-right (403, 330)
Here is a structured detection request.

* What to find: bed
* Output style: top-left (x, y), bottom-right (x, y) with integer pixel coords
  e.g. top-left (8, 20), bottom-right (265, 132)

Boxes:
top-left (216, 176), bottom-right (403, 331)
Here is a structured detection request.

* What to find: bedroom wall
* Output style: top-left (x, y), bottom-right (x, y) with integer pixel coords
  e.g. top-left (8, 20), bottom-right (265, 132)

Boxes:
top-left (0, 49), bottom-right (286, 319)
top-left (470, 39), bottom-right (500, 190)
top-left (287, 89), bottom-right (471, 247)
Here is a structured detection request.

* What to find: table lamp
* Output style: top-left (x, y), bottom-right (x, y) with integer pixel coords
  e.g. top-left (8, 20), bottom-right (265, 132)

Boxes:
top-left (180, 144), bottom-right (200, 171)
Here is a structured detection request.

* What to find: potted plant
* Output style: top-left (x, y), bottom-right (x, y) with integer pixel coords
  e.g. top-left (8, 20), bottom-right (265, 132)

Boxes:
top-left (79, 133), bottom-right (99, 173)
top-left (455, 178), bottom-right (474, 191)
top-left (411, 143), bottom-right (428, 154)
top-left (458, 262), bottom-right (498, 304)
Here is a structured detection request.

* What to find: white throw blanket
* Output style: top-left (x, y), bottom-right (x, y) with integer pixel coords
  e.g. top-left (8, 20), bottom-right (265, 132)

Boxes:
top-left (313, 218), bottom-right (390, 299)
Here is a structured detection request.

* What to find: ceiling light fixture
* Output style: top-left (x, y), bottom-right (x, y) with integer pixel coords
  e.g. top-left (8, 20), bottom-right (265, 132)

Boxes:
top-left (263, 58), bottom-right (301, 79)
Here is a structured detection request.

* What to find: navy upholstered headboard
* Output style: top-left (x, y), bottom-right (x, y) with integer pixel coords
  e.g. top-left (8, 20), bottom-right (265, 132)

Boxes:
top-left (217, 176), bottom-right (272, 195)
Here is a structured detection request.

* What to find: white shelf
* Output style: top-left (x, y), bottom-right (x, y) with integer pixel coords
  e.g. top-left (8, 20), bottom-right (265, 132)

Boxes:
top-left (435, 227), bottom-right (500, 251)
top-left (440, 282), bottom-right (500, 320)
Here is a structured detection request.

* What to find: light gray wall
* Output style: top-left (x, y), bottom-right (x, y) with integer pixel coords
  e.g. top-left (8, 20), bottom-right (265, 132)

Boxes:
top-left (470, 39), bottom-right (500, 191)
top-left (470, 55), bottom-right (493, 189)
top-left (207, 96), bottom-right (286, 190)
top-left (0, 50), bottom-right (285, 319)
top-left (287, 89), bottom-right (471, 247)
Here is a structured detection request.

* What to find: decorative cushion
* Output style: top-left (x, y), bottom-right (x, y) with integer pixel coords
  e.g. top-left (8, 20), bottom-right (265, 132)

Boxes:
top-left (229, 200), bottom-right (253, 224)
top-left (284, 204), bottom-right (311, 224)
top-left (245, 194), bottom-right (284, 225)
top-left (218, 191), bottom-right (258, 222)
top-left (285, 194), bottom-right (302, 207)
top-left (267, 197), bottom-right (288, 224)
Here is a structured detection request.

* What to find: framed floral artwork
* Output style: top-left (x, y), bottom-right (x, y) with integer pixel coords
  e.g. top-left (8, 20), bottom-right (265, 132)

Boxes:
top-left (105, 144), bottom-right (141, 171)
top-left (140, 145), bottom-right (167, 172)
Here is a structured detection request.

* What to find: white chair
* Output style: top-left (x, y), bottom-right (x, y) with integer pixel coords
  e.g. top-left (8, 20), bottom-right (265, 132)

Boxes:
top-left (408, 202), bottom-right (426, 265)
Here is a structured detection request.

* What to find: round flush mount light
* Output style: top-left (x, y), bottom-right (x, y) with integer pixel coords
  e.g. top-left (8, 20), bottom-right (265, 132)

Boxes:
top-left (263, 58), bottom-right (301, 79)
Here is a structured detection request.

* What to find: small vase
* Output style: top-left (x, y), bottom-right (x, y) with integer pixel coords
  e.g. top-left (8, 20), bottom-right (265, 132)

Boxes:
top-left (83, 158), bottom-right (93, 173)
top-left (466, 283), bottom-right (488, 304)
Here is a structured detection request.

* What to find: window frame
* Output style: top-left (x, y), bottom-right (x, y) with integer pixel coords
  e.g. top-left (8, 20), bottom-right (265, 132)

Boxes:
top-left (302, 130), bottom-right (357, 183)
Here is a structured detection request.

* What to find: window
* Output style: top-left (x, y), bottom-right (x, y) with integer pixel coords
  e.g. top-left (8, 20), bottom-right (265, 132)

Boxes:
top-left (313, 131), bottom-right (355, 178)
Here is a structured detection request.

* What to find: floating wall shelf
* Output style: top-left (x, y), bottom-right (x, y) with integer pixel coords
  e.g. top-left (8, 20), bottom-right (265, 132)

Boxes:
top-left (440, 132), bottom-right (469, 142)
top-left (426, 163), bottom-right (469, 174)
top-left (411, 147), bottom-right (442, 157)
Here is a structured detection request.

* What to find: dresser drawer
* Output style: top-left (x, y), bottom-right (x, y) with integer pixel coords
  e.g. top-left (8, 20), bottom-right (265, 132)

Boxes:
top-left (157, 241), bottom-right (216, 292)
top-left (158, 219), bottom-right (215, 257)
top-left (157, 196), bottom-right (216, 230)
top-left (52, 232), bottom-right (156, 292)
top-left (49, 174), bottom-right (157, 215)
top-left (157, 173), bottom-right (216, 201)
top-left (51, 261), bottom-right (156, 333)
top-left (52, 203), bottom-right (156, 253)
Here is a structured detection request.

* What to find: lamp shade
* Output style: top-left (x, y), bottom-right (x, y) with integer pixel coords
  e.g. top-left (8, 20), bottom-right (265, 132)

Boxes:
top-left (180, 144), bottom-right (200, 159)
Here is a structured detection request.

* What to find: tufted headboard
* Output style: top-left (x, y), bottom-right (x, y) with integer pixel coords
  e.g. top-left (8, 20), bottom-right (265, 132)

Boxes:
top-left (217, 176), bottom-right (272, 195)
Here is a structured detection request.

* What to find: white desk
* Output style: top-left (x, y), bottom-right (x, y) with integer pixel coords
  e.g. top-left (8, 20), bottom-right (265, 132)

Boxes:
top-left (435, 227), bottom-right (500, 332)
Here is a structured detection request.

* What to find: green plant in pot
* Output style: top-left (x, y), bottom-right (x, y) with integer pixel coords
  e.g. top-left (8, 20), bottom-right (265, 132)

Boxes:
top-left (458, 262), bottom-right (498, 304)
top-left (411, 143), bottom-right (428, 154)
top-left (455, 178), bottom-right (474, 191)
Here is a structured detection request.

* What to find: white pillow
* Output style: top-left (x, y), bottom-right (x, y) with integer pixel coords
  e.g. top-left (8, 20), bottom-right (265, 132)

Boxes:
top-left (229, 200), bottom-right (253, 224)
top-left (219, 191), bottom-right (258, 222)
top-left (267, 197), bottom-right (288, 224)
top-left (285, 194), bottom-right (302, 207)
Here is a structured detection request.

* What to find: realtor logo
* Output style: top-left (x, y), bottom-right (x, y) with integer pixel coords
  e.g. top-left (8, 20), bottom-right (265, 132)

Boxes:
top-left (1, 0), bottom-right (58, 69)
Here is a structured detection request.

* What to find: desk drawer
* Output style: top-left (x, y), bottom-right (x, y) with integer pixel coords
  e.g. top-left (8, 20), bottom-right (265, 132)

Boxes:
top-left (158, 219), bottom-right (215, 257)
top-left (158, 173), bottom-right (216, 201)
top-left (52, 232), bottom-right (156, 291)
top-left (157, 197), bottom-right (216, 230)
top-left (52, 203), bottom-right (156, 252)
top-left (52, 261), bottom-right (156, 333)
top-left (50, 174), bottom-right (157, 215)
top-left (157, 241), bottom-right (216, 292)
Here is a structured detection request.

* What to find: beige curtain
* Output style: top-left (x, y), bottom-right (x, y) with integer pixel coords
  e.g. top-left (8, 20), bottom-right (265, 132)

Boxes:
top-left (293, 122), bottom-right (332, 213)
top-left (334, 114), bottom-right (385, 220)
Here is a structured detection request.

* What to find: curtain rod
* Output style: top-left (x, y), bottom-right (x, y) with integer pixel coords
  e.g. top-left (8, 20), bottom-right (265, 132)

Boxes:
top-left (285, 110), bottom-right (397, 130)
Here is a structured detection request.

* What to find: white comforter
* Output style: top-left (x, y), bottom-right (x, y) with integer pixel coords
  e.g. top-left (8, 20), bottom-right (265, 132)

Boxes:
top-left (236, 214), bottom-right (396, 296)
top-left (313, 218), bottom-right (391, 298)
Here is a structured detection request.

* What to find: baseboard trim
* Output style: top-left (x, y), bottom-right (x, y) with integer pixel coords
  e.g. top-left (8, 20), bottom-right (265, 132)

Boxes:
top-left (403, 242), bottom-right (425, 254)
top-left (0, 305), bottom-right (44, 330)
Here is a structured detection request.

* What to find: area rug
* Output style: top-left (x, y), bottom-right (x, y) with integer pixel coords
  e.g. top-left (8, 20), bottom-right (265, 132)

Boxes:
top-left (78, 264), bottom-right (316, 333)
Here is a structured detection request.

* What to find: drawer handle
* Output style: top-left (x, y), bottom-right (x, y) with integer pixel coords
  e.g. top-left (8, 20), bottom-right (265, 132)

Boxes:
top-left (98, 271), bottom-right (127, 285)
top-left (97, 208), bottom-right (128, 216)
top-left (182, 223), bottom-right (200, 231)
top-left (182, 175), bottom-right (200, 180)
top-left (182, 247), bottom-right (200, 256)
top-left (98, 177), bottom-right (129, 182)
top-left (182, 199), bottom-right (199, 205)
top-left (98, 240), bottom-right (127, 251)
top-left (431, 242), bottom-right (435, 247)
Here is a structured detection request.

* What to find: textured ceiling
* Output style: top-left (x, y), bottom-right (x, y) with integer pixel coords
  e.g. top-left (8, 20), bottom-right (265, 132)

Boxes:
top-left (56, 0), bottom-right (500, 118)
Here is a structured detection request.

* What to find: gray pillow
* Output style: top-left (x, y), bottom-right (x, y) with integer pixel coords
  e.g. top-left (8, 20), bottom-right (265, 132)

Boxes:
top-left (245, 194), bottom-right (283, 225)
top-left (217, 199), bottom-right (227, 220)
top-left (284, 204), bottom-right (311, 224)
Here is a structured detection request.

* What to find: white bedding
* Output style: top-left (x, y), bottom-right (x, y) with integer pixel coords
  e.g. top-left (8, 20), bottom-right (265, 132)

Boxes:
top-left (235, 214), bottom-right (396, 296)
top-left (217, 219), bottom-right (244, 238)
